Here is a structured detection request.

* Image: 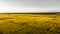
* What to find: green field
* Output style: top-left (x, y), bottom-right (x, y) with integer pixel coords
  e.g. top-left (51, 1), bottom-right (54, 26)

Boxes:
top-left (0, 13), bottom-right (60, 34)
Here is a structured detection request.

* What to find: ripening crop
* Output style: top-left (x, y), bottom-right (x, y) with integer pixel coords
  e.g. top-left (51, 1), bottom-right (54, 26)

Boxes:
top-left (0, 14), bottom-right (59, 34)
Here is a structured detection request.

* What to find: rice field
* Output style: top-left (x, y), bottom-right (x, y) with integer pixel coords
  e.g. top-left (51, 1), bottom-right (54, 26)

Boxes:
top-left (0, 13), bottom-right (60, 34)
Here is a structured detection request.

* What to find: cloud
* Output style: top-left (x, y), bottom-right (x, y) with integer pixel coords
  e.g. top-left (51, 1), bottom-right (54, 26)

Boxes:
top-left (0, 0), bottom-right (60, 13)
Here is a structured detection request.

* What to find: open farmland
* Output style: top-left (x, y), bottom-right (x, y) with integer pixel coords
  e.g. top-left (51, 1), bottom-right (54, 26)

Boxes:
top-left (0, 13), bottom-right (60, 34)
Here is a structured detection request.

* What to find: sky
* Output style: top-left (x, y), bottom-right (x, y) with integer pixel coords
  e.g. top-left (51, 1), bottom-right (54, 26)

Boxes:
top-left (0, 0), bottom-right (60, 13)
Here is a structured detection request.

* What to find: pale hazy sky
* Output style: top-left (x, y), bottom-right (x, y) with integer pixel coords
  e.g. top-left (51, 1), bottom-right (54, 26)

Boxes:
top-left (0, 0), bottom-right (60, 13)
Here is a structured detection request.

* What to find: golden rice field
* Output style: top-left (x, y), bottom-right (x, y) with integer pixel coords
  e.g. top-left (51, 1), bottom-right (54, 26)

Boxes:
top-left (0, 13), bottom-right (60, 34)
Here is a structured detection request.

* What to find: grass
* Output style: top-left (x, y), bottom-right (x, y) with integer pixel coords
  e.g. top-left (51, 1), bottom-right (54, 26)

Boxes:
top-left (0, 13), bottom-right (59, 34)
